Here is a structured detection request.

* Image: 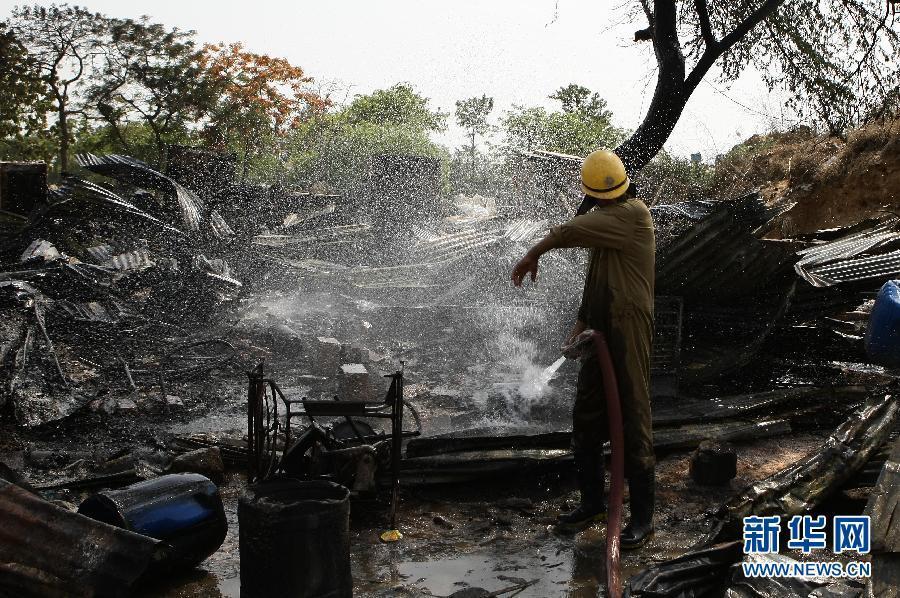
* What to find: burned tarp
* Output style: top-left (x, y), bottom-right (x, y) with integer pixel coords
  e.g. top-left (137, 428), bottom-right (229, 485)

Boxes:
top-left (0, 479), bottom-right (164, 598)
top-left (708, 392), bottom-right (899, 543)
top-left (624, 540), bottom-right (743, 597)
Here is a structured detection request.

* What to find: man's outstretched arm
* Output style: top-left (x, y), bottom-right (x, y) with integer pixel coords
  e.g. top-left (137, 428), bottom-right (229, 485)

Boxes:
top-left (511, 233), bottom-right (558, 286)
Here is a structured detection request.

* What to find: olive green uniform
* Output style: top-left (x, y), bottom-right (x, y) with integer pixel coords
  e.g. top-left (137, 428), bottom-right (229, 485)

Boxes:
top-left (548, 197), bottom-right (656, 475)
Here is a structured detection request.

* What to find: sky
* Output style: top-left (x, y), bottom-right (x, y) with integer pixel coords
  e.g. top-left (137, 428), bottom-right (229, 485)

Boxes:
top-left (1, 0), bottom-right (800, 161)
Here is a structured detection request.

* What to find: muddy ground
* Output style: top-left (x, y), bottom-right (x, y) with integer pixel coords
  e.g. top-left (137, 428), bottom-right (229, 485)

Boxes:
top-left (1, 364), bottom-right (839, 598)
top-left (141, 433), bottom-right (832, 597)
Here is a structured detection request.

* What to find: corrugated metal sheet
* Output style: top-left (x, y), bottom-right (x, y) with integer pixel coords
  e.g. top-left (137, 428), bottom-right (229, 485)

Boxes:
top-left (252, 224), bottom-right (373, 248)
top-left (20, 240), bottom-right (61, 263)
top-left (56, 300), bottom-right (125, 323)
top-left (209, 209), bottom-right (234, 239)
top-left (411, 228), bottom-right (502, 264)
top-left (655, 194), bottom-right (795, 300)
top-left (76, 153), bottom-right (204, 232)
top-left (503, 219), bottom-right (546, 244)
top-left (798, 249), bottom-right (900, 287)
top-left (85, 244), bottom-right (114, 264)
top-left (106, 248), bottom-right (155, 272)
top-left (794, 217), bottom-right (900, 287)
top-left (0, 479), bottom-right (163, 597)
top-left (55, 178), bottom-right (183, 235)
top-left (346, 263), bottom-right (441, 289)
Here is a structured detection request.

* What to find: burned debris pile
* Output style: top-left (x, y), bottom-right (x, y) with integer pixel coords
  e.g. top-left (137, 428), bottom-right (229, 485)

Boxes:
top-left (0, 154), bottom-right (247, 428)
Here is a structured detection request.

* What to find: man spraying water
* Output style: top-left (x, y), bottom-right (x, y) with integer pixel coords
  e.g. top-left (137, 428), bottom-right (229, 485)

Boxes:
top-left (511, 149), bottom-right (656, 549)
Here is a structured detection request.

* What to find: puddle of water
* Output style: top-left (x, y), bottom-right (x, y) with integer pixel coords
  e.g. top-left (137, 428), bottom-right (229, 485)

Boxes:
top-left (395, 551), bottom-right (578, 597)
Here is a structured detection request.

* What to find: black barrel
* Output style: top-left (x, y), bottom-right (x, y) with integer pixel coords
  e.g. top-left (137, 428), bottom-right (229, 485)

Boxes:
top-left (78, 473), bottom-right (227, 570)
top-left (239, 479), bottom-right (351, 598)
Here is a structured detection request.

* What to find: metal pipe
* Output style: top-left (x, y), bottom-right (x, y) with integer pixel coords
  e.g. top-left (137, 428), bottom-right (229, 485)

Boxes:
top-left (591, 331), bottom-right (624, 598)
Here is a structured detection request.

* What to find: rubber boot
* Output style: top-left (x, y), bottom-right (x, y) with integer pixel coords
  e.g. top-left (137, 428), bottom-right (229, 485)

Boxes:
top-left (556, 449), bottom-right (607, 528)
top-left (621, 467), bottom-right (655, 549)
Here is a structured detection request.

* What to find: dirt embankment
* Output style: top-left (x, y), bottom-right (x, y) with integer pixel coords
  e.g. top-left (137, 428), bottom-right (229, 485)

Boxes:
top-left (708, 120), bottom-right (900, 236)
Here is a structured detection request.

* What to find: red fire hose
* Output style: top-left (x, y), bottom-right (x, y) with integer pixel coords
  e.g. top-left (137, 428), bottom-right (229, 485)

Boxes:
top-left (590, 331), bottom-right (624, 598)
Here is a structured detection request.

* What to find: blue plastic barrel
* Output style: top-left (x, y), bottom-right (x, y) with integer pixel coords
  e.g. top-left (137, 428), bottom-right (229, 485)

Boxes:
top-left (865, 280), bottom-right (900, 366)
top-left (78, 473), bottom-right (227, 569)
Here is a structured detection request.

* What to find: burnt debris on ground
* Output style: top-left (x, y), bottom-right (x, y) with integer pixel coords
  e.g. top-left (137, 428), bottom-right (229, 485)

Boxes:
top-left (1, 152), bottom-right (900, 597)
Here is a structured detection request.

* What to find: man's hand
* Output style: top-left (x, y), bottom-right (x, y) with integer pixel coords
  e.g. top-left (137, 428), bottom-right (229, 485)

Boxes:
top-left (511, 233), bottom-right (557, 287)
top-left (511, 253), bottom-right (539, 287)
top-left (565, 319), bottom-right (587, 346)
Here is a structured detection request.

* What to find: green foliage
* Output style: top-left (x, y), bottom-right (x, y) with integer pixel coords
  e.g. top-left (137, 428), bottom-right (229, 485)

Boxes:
top-left (676, 0), bottom-right (899, 134)
top-left (455, 95), bottom-right (494, 140)
top-left (198, 42), bottom-right (328, 181)
top-left (9, 4), bottom-right (106, 171)
top-left (634, 150), bottom-right (714, 203)
top-left (0, 22), bottom-right (47, 142)
top-left (502, 85), bottom-right (623, 156)
top-left (345, 83), bottom-right (447, 132)
top-left (549, 84), bottom-right (612, 121)
top-left (88, 16), bottom-right (214, 167)
top-left (454, 95), bottom-right (495, 194)
top-left (276, 85), bottom-right (449, 192)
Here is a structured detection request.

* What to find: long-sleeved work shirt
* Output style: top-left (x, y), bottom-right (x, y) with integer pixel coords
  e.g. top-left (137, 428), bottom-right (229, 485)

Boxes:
top-left (548, 197), bottom-right (655, 330)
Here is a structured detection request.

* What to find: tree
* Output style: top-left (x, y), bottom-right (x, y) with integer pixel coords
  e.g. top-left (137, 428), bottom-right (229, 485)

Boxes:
top-left (88, 17), bottom-right (214, 166)
top-left (199, 42), bottom-right (329, 180)
top-left (502, 86), bottom-right (622, 156)
top-left (455, 94), bottom-right (494, 183)
top-left (284, 84), bottom-right (448, 193)
top-left (0, 22), bottom-right (47, 143)
top-left (346, 83), bottom-right (446, 132)
top-left (616, 0), bottom-right (900, 173)
top-left (550, 84), bottom-right (612, 120)
top-left (9, 4), bottom-right (105, 171)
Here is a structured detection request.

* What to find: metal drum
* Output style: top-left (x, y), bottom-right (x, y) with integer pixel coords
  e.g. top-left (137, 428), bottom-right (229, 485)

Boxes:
top-left (78, 473), bottom-right (227, 569)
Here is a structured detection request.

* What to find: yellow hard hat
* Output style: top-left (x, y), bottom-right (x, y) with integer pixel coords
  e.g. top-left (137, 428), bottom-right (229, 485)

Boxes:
top-left (581, 150), bottom-right (630, 200)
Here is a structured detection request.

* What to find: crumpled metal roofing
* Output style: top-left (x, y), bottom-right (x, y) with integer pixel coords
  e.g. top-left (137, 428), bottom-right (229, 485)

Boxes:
top-left (408, 218), bottom-right (545, 265)
top-left (794, 217), bottom-right (900, 287)
top-left (53, 177), bottom-right (184, 235)
top-left (209, 209), bottom-right (235, 239)
top-left (0, 479), bottom-right (164, 598)
top-left (105, 248), bottom-right (155, 272)
top-left (655, 193), bottom-right (796, 300)
top-left (865, 435), bottom-right (900, 553)
top-left (716, 393), bottom-right (899, 528)
top-left (76, 153), bottom-right (205, 232)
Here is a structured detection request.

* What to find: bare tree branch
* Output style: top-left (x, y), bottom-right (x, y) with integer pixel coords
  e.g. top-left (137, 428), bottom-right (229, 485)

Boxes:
top-left (685, 0), bottom-right (786, 92)
top-left (693, 0), bottom-right (717, 49)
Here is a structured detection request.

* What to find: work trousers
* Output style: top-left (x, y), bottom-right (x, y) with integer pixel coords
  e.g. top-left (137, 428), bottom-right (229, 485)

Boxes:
top-left (572, 307), bottom-right (655, 477)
